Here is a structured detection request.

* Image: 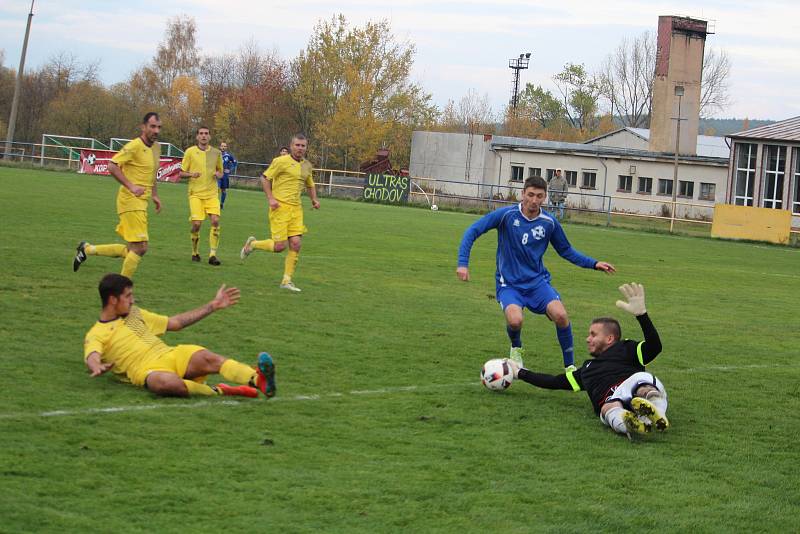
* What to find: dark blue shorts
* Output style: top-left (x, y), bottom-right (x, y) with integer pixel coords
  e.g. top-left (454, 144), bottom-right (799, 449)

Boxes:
top-left (497, 284), bottom-right (561, 315)
top-left (218, 176), bottom-right (230, 189)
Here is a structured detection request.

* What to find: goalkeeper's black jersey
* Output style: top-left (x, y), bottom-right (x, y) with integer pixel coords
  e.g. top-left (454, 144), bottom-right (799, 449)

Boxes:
top-left (518, 314), bottom-right (662, 415)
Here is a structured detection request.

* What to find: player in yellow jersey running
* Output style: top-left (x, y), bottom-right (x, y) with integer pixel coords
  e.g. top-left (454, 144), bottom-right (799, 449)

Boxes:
top-left (73, 112), bottom-right (163, 278)
top-left (83, 273), bottom-right (276, 399)
top-left (240, 134), bottom-right (320, 292)
top-left (180, 126), bottom-right (224, 265)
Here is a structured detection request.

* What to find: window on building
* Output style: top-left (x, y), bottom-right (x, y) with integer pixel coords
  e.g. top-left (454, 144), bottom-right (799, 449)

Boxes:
top-left (658, 179), bottom-right (673, 196)
top-left (762, 145), bottom-right (785, 209)
top-left (546, 168), bottom-right (557, 180)
top-left (637, 177), bottom-right (653, 194)
top-left (511, 165), bottom-right (524, 182)
top-left (699, 182), bottom-right (716, 201)
top-left (793, 148), bottom-right (800, 215)
top-left (678, 180), bottom-right (694, 198)
top-left (528, 167), bottom-right (542, 179)
top-left (617, 175), bottom-right (632, 192)
top-left (734, 143), bottom-right (757, 206)
top-left (581, 171), bottom-right (597, 189)
top-left (565, 170), bottom-right (577, 187)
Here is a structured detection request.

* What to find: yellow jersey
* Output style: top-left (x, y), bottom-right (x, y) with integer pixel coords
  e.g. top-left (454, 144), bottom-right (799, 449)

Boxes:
top-left (111, 137), bottom-right (161, 213)
top-left (263, 154), bottom-right (315, 206)
top-left (181, 145), bottom-right (223, 199)
top-left (83, 306), bottom-right (171, 381)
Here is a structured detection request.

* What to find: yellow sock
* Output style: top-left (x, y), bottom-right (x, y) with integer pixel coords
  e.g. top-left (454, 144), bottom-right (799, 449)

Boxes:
top-left (120, 251), bottom-right (142, 278)
top-left (220, 359), bottom-right (257, 385)
top-left (182, 379), bottom-right (218, 396)
top-left (88, 244), bottom-right (127, 257)
top-left (253, 239), bottom-right (275, 252)
top-left (283, 249), bottom-right (299, 283)
top-left (209, 226), bottom-right (220, 256)
top-left (191, 231), bottom-right (200, 255)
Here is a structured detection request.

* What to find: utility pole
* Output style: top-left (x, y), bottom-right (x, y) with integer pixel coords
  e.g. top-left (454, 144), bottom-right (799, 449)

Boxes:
top-left (670, 85), bottom-right (685, 233)
top-left (3, 0), bottom-right (35, 160)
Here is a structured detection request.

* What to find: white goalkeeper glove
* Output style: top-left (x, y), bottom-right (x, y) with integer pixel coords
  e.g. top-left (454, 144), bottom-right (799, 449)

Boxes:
top-left (615, 283), bottom-right (647, 316)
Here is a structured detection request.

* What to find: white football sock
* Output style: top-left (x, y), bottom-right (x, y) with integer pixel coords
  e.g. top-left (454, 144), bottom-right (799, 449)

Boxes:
top-left (646, 391), bottom-right (668, 414)
top-left (602, 406), bottom-right (629, 435)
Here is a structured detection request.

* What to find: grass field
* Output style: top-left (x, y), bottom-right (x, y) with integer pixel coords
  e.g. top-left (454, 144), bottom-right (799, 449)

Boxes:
top-left (1, 166), bottom-right (798, 532)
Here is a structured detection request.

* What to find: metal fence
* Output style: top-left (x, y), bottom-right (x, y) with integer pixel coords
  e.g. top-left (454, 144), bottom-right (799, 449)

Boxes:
top-left (1, 141), bottom-right (797, 238)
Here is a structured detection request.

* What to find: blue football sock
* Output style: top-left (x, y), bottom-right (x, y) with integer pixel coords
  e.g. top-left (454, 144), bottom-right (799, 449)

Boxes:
top-left (220, 190), bottom-right (227, 208)
top-left (507, 325), bottom-right (522, 348)
top-left (556, 323), bottom-right (574, 367)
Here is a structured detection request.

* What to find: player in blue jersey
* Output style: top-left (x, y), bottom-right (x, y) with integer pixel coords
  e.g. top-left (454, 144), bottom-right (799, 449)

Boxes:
top-left (457, 175), bottom-right (616, 371)
top-left (219, 142), bottom-right (238, 209)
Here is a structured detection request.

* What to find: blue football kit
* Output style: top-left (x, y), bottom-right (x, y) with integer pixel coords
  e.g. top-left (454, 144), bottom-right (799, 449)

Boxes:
top-left (458, 203), bottom-right (599, 367)
top-left (219, 151), bottom-right (238, 190)
top-left (219, 151), bottom-right (238, 208)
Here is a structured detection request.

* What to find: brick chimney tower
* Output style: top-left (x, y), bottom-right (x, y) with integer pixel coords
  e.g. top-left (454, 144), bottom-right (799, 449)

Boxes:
top-left (648, 16), bottom-right (710, 155)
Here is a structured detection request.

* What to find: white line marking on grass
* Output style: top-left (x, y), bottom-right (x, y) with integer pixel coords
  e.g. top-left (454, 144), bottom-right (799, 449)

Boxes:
top-left (3, 363), bottom-right (797, 420)
top-left (0, 382), bottom-right (477, 420)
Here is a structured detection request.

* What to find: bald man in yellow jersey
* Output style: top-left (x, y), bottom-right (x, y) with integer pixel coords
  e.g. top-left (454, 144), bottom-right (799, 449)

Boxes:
top-left (240, 134), bottom-right (320, 292)
top-left (84, 273), bottom-right (276, 399)
top-left (180, 126), bottom-right (224, 265)
top-left (73, 112), bottom-right (163, 278)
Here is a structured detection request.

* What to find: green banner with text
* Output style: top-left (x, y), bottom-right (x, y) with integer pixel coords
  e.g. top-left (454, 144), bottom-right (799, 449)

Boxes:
top-left (362, 173), bottom-right (410, 204)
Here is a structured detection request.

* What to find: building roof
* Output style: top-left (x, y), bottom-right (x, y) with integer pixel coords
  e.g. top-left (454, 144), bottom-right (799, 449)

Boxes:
top-left (490, 134), bottom-right (727, 164)
top-left (728, 116), bottom-right (800, 142)
top-left (584, 127), bottom-right (730, 158)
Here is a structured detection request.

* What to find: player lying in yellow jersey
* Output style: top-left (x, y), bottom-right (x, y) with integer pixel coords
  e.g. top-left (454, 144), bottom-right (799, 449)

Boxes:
top-left (83, 273), bottom-right (276, 398)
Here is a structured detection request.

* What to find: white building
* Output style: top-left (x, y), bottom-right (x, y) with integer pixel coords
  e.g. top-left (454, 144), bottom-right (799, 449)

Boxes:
top-left (409, 130), bottom-right (729, 218)
top-left (725, 116), bottom-right (800, 228)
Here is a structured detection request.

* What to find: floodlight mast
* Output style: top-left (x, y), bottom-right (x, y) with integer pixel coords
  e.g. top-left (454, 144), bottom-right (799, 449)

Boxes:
top-left (3, 0), bottom-right (35, 160)
top-left (509, 52), bottom-right (531, 111)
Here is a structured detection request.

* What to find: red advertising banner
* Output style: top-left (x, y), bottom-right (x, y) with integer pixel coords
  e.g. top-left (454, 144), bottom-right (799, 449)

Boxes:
top-left (79, 149), bottom-right (183, 183)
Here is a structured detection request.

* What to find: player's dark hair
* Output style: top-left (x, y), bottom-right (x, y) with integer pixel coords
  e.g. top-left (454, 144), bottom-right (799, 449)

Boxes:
top-left (197, 126), bottom-right (210, 134)
top-left (591, 317), bottom-right (621, 341)
top-left (142, 112), bottom-right (160, 124)
top-left (99, 273), bottom-right (133, 306)
top-left (278, 146), bottom-right (289, 154)
top-left (524, 175), bottom-right (548, 191)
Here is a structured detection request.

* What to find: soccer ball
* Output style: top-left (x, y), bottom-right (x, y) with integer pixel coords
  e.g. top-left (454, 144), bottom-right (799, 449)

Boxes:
top-left (481, 358), bottom-right (513, 391)
top-left (431, 204), bottom-right (438, 211)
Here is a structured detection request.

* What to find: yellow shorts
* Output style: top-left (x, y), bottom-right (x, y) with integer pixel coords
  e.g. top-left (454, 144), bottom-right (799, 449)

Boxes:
top-left (130, 344), bottom-right (206, 387)
top-left (116, 210), bottom-right (148, 242)
top-left (189, 195), bottom-right (221, 222)
top-left (269, 203), bottom-right (306, 241)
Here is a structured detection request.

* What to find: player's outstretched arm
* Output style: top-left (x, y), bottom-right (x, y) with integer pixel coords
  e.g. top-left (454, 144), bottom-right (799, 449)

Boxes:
top-left (615, 282), bottom-right (645, 315)
top-left (86, 352), bottom-right (114, 377)
top-left (615, 283), bottom-right (662, 363)
top-left (167, 284), bottom-right (241, 331)
top-left (594, 261), bottom-right (616, 273)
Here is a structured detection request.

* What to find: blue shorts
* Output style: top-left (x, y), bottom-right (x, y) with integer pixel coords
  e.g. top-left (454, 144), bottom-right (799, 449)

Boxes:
top-left (218, 176), bottom-right (230, 189)
top-left (497, 284), bottom-right (561, 315)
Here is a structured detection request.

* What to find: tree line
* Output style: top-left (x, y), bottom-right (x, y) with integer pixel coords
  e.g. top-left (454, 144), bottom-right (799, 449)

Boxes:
top-left (0, 16), bottom-right (731, 170)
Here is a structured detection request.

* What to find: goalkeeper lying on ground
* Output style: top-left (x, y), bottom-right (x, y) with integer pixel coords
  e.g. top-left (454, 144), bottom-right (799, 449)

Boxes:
top-left (506, 283), bottom-right (670, 439)
top-left (83, 273), bottom-right (275, 399)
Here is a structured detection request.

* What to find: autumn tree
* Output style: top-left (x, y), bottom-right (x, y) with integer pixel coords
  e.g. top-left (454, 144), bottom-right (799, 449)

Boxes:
top-left (42, 80), bottom-right (136, 140)
top-left (291, 15), bottom-right (435, 169)
top-left (121, 15), bottom-right (201, 140)
top-left (599, 31), bottom-right (732, 124)
top-left (8, 52), bottom-right (99, 142)
top-left (553, 63), bottom-right (602, 134)
top-left (437, 89), bottom-right (495, 135)
top-left (597, 31), bottom-right (655, 128)
top-left (699, 47), bottom-right (732, 118)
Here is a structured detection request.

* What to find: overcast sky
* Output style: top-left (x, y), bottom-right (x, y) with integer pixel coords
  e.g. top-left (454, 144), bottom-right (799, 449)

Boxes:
top-left (1, 0), bottom-right (798, 120)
